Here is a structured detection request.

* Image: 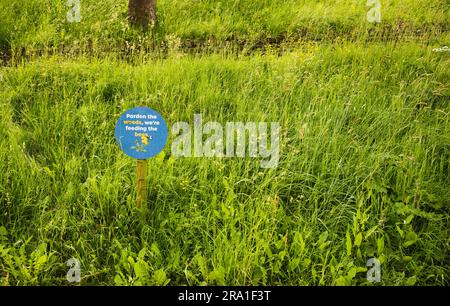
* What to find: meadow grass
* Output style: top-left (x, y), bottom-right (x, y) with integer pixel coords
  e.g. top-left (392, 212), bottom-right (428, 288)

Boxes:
top-left (0, 38), bottom-right (448, 285)
top-left (0, 0), bottom-right (448, 63)
top-left (0, 0), bottom-right (449, 286)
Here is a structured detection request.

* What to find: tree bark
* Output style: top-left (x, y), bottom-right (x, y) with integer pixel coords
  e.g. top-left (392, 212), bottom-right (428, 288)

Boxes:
top-left (128, 0), bottom-right (156, 27)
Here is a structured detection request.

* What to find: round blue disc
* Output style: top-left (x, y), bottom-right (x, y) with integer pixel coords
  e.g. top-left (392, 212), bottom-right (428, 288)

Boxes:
top-left (115, 106), bottom-right (168, 159)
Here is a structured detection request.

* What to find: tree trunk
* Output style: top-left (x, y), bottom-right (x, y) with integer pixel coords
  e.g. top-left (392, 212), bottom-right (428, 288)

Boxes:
top-left (128, 0), bottom-right (156, 27)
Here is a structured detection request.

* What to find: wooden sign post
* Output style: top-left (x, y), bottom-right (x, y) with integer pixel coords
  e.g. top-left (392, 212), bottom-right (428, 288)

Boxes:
top-left (136, 159), bottom-right (148, 207)
top-left (115, 106), bottom-right (168, 208)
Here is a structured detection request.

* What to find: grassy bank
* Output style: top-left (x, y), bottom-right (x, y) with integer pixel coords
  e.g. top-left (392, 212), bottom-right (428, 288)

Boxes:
top-left (0, 0), bottom-right (448, 64)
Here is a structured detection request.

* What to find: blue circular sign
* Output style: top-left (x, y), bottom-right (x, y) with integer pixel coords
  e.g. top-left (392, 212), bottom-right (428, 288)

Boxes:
top-left (115, 106), bottom-right (168, 159)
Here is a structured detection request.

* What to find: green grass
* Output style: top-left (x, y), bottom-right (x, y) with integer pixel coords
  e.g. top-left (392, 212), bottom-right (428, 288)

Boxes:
top-left (0, 0), bottom-right (449, 286)
top-left (0, 0), bottom-right (448, 62)
top-left (0, 41), bottom-right (448, 285)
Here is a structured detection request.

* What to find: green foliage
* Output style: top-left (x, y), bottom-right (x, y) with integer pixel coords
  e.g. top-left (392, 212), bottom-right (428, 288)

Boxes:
top-left (0, 0), bottom-right (448, 61)
top-left (0, 235), bottom-right (56, 285)
top-left (0, 0), bottom-right (448, 286)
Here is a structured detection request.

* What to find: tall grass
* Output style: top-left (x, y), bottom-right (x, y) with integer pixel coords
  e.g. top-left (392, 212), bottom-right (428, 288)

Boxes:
top-left (0, 41), bottom-right (448, 285)
top-left (0, 0), bottom-right (448, 63)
